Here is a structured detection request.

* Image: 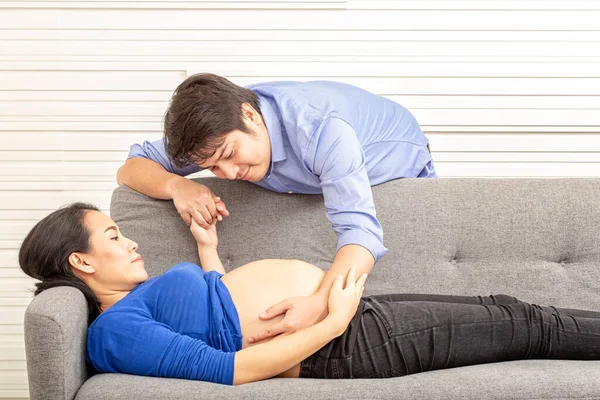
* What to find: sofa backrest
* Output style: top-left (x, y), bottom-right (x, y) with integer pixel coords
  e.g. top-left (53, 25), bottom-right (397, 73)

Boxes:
top-left (111, 178), bottom-right (600, 311)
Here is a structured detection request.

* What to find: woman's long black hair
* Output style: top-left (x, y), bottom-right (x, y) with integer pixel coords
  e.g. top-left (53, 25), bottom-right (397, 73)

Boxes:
top-left (19, 202), bottom-right (102, 322)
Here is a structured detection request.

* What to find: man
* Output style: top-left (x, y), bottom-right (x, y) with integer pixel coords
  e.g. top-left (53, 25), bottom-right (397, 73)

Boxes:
top-left (117, 73), bottom-right (436, 344)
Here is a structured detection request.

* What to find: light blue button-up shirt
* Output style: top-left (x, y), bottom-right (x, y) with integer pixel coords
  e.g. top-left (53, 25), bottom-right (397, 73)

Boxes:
top-left (128, 80), bottom-right (436, 263)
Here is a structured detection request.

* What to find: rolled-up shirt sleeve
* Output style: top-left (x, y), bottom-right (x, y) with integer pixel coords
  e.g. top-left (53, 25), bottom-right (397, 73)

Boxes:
top-left (127, 138), bottom-right (201, 176)
top-left (307, 117), bottom-right (387, 263)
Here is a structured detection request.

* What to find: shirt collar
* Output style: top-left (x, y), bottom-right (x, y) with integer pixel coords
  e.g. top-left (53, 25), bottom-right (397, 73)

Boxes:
top-left (259, 95), bottom-right (287, 170)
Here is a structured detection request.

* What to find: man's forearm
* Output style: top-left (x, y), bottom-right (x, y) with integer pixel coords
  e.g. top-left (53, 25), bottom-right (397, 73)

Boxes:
top-left (318, 244), bottom-right (375, 296)
top-left (233, 316), bottom-right (341, 385)
top-left (197, 246), bottom-right (226, 275)
top-left (116, 158), bottom-right (184, 200)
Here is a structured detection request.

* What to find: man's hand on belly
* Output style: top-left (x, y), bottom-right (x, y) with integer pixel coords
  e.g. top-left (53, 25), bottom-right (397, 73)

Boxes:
top-left (247, 291), bottom-right (329, 344)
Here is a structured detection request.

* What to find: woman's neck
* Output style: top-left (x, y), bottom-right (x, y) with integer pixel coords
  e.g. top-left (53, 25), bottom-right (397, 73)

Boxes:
top-left (96, 289), bottom-right (132, 312)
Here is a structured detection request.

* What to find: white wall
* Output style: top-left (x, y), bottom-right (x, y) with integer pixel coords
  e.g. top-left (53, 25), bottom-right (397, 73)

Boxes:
top-left (2, 0), bottom-right (600, 397)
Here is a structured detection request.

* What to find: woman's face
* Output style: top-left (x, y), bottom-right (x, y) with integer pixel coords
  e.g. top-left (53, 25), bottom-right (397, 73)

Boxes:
top-left (73, 210), bottom-right (148, 290)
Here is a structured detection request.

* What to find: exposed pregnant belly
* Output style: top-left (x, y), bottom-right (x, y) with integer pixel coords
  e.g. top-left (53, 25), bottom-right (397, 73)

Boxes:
top-left (221, 259), bottom-right (326, 377)
top-left (221, 259), bottom-right (325, 347)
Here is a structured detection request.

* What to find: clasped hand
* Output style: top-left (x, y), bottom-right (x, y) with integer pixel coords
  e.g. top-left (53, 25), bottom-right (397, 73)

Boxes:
top-left (171, 179), bottom-right (229, 229)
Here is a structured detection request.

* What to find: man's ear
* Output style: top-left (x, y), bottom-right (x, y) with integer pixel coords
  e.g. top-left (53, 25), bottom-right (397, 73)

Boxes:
top-left (241, 103), bottom-right (261, 125)
top-left (68, 252), bottom-right (95, 275)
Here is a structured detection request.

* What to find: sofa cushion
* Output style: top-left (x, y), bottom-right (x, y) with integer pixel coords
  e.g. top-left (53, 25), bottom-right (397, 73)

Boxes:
top-left (76, 360), bottom-right (600, 400)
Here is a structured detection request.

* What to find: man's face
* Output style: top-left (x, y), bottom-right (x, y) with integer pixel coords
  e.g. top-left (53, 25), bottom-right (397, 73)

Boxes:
top-left (196, 124), bottom-right (271, 182)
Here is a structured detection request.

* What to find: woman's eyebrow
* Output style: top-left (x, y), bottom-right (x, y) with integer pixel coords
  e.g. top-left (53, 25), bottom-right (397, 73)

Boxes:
top-left (104, 226), bottom-right (117, 233)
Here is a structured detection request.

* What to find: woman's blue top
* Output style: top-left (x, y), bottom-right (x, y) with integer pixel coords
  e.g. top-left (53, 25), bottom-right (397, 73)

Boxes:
top-left (86, 262), bottom-right (242, 385)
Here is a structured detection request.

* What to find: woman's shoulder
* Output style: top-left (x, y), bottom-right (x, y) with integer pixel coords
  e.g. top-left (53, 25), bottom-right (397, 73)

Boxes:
top-left (89, 263), bottom-right (208, 328)
top-left (86, 265), bottom-right (196, 325)
top-left (148, 262), bottom-right (218, 300)
top-left (87, 301), bottom-right (151, 349)
top-left (161, 262), bottom-right (208, 281)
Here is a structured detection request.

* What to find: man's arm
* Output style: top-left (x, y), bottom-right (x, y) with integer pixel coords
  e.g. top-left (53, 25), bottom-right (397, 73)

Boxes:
top-left (311, 117), bottom-right (387, 259)
top-left (247, 118), bottom-right (385, 344)
top-left (316, 244), bottom-right (374, 298)
top-left (117, 157), bottom-right (189, 200)
top-left (308, 245), bottom-right (374, 320)
top-left (309, 117), bottom-right (386, 302)
top-left (118, 139), bottom-right (228, 228)
top-left (116, 138), bottom-right (201, 199)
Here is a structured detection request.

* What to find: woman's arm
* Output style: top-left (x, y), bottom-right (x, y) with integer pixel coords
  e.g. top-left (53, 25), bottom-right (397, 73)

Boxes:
top-left (189, 220), bottom-right (225, 274)
top-left (197, 245), bottom-right (225, 275)
top-left (233, 266), bottom-right (367, 385)
top-left (233, 314), bottom-right (340, 385)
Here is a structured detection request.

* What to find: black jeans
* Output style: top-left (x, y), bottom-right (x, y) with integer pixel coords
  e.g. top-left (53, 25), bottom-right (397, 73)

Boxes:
top-left (299, 294), bottom-right (600, 379)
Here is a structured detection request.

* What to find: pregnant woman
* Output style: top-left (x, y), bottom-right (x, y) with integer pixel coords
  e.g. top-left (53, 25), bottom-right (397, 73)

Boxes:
top-left (19, 203), bottom-right (600, 386)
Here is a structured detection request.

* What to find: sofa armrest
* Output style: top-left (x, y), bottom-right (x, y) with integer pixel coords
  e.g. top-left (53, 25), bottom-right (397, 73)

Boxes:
top-left (24, 286), bottom-right (90, 400)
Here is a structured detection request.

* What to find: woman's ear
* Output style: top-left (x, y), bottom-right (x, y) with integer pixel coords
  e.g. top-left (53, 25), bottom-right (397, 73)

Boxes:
top-left (68, 252), bottom-right (95, 275)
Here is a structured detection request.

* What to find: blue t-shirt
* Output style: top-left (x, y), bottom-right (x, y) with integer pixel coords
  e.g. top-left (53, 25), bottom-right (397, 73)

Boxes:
top-left (86, 263), bottom-right (242, 385)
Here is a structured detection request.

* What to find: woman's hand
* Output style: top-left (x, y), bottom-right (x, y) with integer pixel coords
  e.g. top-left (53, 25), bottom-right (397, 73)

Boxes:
top-left (325, 266), bottom-right (367, 336)
top-left (190, 218), bottom-right (218, 249)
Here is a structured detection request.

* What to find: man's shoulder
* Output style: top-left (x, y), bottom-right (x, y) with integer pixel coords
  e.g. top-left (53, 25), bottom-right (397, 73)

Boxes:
top-left (245, 80), bottom-right (303, 93)
top-left (247, 80), bottom-right (349, 97)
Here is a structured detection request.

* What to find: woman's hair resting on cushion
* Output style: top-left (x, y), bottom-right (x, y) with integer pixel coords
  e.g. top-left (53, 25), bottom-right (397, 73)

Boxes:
top-left (19, 202), bottom-right (149, 323)
top-left (19, 202), bottom-right (103, 321)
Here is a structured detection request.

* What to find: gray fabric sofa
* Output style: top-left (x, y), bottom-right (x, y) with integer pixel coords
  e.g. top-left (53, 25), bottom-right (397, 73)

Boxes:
top-left (24, 177), bottom-right (600, 399)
